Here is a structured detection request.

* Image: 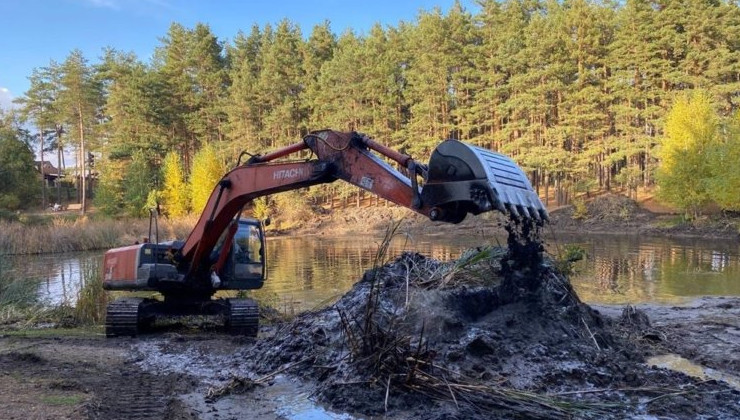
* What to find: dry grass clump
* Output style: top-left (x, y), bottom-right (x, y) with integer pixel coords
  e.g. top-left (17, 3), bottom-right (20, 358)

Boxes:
top-left (72, 260), bottom-right (109, 325)
top-left (391, 246), bottom-right (506, 290)
top-left (0, 215), bottom-right (198, 255)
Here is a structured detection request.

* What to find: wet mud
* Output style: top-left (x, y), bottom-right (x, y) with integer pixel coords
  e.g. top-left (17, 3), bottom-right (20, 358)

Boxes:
top-left (227, 219), bottom-right (740, 419)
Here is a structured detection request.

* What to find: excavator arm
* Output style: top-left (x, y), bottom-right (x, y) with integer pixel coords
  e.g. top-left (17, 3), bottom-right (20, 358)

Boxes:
top-left (179, 130), bottom-right (547, 281)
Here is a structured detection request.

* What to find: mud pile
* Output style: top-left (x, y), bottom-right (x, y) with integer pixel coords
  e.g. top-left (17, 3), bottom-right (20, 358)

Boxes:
top-left (241, 220), bottom-right (740, 419)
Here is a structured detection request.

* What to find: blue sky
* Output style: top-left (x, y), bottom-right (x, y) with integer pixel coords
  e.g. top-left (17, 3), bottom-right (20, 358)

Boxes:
top-left (0, 0), bottom-right (477, 110)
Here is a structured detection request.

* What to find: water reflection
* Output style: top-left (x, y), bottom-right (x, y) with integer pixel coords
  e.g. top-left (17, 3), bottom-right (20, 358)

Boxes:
top-left (261, 235), bottom-right (473, 311)
top-left (557, 234), bottom-right (740, 304)
top-left (7, 233), bottom-right (740, 309)
top-left (8, 252), bottom-right (102, 306)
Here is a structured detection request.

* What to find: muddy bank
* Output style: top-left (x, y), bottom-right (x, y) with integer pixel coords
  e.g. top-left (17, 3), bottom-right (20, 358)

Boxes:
top-left (1, 294), bottom-right (739, 419)
top-left (286, 194), bottom-right (740, 241)
top-left (225, 245), bottom-right (740, 419)
top-left (547, 194), bottom-right (740, 240)
top-left (593, 297), bottom-right (740, 380)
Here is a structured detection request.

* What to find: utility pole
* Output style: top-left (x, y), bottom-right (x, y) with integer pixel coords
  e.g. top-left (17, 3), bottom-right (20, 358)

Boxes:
top-left (39, 130), bottom-right (46, 209)
top-left (79, 106), bottom-right (86, 215)
top-left (55, 124), bottom-right (64, 204)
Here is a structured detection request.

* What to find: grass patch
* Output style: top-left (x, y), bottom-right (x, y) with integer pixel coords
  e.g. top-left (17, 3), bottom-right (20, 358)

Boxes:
top-left (74, 260), bottom-right (109, 325)
top-left (0, 326), bottom-right (104, 338)
top-left (41, 394), bottom-right (86, 406)
top-left (654, 214), bottom-right (691, 228)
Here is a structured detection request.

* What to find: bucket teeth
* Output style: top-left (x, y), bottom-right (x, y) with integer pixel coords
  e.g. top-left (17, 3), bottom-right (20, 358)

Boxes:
top-left (539, 209), bottom-right (549, 222)
top-left (507, 203), bottom-right (521, 219)
top-left (530, 206), bottom-right (542, 222)
top-left (519, 205), bottom-right (531, 220)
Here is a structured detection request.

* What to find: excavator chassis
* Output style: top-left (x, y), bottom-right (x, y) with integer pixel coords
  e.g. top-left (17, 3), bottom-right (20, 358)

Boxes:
top-left (105, 297), bottom-right (258, 337)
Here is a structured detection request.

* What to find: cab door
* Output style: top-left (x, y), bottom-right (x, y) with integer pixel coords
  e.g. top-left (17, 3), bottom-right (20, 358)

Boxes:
top-left (229, 219), bottom-right (266, 289)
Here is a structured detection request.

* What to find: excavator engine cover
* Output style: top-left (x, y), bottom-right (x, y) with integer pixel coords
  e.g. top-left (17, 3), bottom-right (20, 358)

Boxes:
top-left (420, 140), bottom-right (548, 223)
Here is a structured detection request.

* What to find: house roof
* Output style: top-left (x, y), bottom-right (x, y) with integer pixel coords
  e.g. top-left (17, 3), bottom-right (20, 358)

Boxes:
top-left (35, 161), bottom-right (60, 177)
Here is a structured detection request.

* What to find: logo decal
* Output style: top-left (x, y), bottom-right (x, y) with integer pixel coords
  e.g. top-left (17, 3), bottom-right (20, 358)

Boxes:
top-left (273, 168), bottom-right (306, 180)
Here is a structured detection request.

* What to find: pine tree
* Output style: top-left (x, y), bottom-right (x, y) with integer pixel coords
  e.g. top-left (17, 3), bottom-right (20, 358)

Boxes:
top-left (57, 50), bottom-right (103, 214)
top-left (161, 151), bottom-right (190, 217)
top-left (446, 1), bottom-right (482, 143)
top-left (225, 25), bottom-right (264, 156)
top-left (302, 21), bottom-right (336, 131)
top-left (608, 0), bottom-right (664, 192)
top-left (257, 20), bottom-right (305, 146)
top-left (502, 0), bottom-right (575, 205)
top-left (361, 24), bottom-right (406, 143)
top-left (188, 23), bottom-right (229, 145)
top-left (403, 8), bottom-right (454, 155)
top-left (312, 30), bottom-right (365, 130)
top-left (558, 0), bottom-right (616, 197)
top-left (14, 65), bottom-right (58, 208)
top-left (98, 49), bottom-right (169, 159)
top-left (154, 23), bottom-right (201, 169)
top-left (475, 0), bottom-right (531, 152)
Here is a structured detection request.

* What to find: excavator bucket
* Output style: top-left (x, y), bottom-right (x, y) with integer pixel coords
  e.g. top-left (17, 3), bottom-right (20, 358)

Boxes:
top-left (420, 140), bottom-right (548, 224)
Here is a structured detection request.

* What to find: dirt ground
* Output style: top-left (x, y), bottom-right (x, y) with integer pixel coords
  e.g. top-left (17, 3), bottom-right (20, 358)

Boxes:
top-left (1, 295), bottom-right (739, 420)
top-left (1, 298), bottom-right (739, 419)
top-left (288, 193), bottom-right (740, 240)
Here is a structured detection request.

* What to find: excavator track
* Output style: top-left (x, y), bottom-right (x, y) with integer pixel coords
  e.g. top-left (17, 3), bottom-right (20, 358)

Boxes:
top-left (227, 298), bottom-right (259, 336)
top-left (105, 297), bottom-right (145, 337)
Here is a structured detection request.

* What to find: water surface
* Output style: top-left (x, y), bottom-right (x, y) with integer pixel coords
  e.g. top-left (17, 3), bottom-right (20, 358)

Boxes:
top-left (7, 232), bottom-right (740, 309)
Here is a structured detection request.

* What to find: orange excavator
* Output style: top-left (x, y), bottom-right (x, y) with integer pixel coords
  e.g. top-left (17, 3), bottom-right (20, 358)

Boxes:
top-left (102, 130), bottom-right (547, 337)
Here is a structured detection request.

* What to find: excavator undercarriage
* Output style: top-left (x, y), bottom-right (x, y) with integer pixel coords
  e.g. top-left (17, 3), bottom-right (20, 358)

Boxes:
top-left (102, 130), bottom-right (547, 337)
top-left (104, 297), bottom-right (259, 337)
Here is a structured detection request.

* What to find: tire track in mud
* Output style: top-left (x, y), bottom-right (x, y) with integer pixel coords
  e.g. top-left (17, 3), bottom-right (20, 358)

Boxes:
top-left (91, 368), bottom-right (170, 420)
top-left (87, 361), bottom-right (199, 420)
top-left (0, 337), bottom-right (196, 420)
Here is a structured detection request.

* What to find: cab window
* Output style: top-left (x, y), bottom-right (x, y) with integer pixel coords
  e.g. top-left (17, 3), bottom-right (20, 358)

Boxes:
top-left (235, 224), bottom-right (262, 264)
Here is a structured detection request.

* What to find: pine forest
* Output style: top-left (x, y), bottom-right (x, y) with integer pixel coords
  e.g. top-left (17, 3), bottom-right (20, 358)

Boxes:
top-left (6, 0), bottom-right (740, 219)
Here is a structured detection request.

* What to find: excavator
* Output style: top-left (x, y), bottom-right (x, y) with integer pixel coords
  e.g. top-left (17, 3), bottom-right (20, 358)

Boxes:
top-left (102, 129), bottom-right (547, 337)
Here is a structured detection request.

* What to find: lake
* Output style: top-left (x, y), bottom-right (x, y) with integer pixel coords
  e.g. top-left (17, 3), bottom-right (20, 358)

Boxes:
top-left (8, 232), bottom-right (740, 310)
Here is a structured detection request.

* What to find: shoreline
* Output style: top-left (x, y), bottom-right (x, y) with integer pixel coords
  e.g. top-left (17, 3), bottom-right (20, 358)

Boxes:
top-left (2, 193), bottom-right (738, 256)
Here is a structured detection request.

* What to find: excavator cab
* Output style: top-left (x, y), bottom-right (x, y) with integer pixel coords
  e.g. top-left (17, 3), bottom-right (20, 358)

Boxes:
top-left (221, 218), bottom-right (267, 290)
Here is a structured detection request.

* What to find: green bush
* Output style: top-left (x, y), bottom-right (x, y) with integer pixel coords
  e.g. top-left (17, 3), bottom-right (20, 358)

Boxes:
top-left (554, 244), bottom-right (586, 276)
top-left (0, 208), bottom-right (19, 222)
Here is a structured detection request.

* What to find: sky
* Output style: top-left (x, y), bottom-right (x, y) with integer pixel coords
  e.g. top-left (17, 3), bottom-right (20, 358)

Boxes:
top-left (0, 0), bottom-right (477, 111)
